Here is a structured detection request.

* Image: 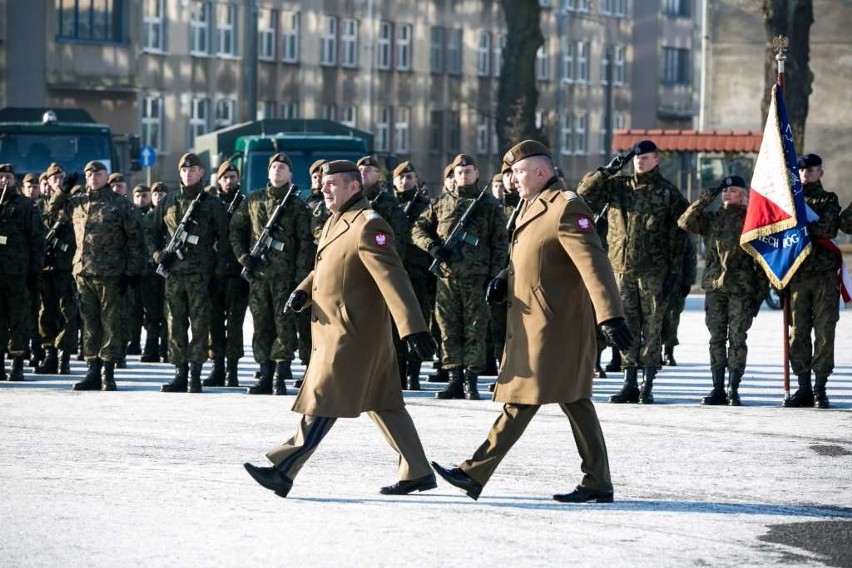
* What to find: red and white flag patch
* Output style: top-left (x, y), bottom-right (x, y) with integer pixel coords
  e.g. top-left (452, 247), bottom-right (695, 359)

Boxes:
top-left (374, 232), bottom-right (389, 247)
top-left (576, 215), bottom-right (593, 231)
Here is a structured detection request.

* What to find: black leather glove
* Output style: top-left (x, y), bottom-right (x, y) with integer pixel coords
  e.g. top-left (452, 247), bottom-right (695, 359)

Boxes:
top-left (600, 318), bottom-right (634, 352)
top-left (158, 251), bottom-right (177, 270)
top-left (486, 277), bottom-right (508, 305)
top-left (429, 244), bottom-right (462, 264)
top-left (405, 332), bottom-right (437, 361)
top-left (26, 272), bottom-right (40, 292)
top-left (710, 181), bottom-right (725, 197)
top-left (283, 290), bottom-right (309, 314)
top-left (599, 151), bottom-right (634, 176)
top-left (243, 255), bottom-right (261, 273)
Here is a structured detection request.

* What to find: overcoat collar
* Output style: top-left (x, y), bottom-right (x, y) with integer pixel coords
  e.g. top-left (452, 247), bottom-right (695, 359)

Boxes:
top-left (318, 195), bottom-right (369, 253)
top-left (514, 178), bottom-right (564, 234)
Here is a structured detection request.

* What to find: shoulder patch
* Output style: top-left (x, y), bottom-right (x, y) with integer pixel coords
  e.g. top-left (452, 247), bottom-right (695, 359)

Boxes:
top-left (576, 215), bottom-right (594, 232)
top-left (374, 231), bottom-right (389, 247)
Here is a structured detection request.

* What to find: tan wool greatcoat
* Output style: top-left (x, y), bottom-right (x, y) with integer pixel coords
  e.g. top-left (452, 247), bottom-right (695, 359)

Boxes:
top-left (494, 182), bottom-right (624, 405)
top-left (292, 197), bottom-right (428, 418)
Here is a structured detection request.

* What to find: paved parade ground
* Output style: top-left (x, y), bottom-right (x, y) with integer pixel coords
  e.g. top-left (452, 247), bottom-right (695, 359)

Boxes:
top-left (1, 297), bottom-right (851, 567)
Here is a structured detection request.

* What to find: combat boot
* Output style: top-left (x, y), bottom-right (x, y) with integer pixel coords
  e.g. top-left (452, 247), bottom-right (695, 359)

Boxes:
top-left (435, 368), bottom-right (465, 399)
top-left (782, 372), bottom-right (814, 408)
top-left (36, 347), bottom-right (59, 374)
top-left (273, 362), bottom-right (291, 396)
top-left (595, 350), bottom-right (606, 378)
top-left (463, 369), bottom-right (481, 401)
top-left (247, 361), bottom-right (274, 395)
top-left (605, 349), bottom-right (622, 373)
top-left (58, 351), bottom-right (71, 375)
top-left (159, 334), bottom-right (169, 363)
top-left (0, 352), bottom-right (6, 381)
top-left (115, 355), bottom-right (127, 369)
top-left (701, 368), bottom-right (727, 405)
top-left (663, 345), bottom-right (677, 367)
top-left (639, 367), bottom-right (656, 404)
top-left (188, 363), bottom-right (203, 393)
top-left (101, 361), bottom-right (117, 391)
top-left (161, 363), bottom-right (189, 393)
top-left (483, 356), bottom-right (499, 376)
top-left (608, 367), bottom-right (639, 403)
top-left (126, 337), bottom-right (142, 356)
top-left (140, 326), bottom-right (160, 363)
top-left (727, 369), bottom-right (743, 406)
top-left (225, 358), bottom-right (240, 387)
top-left (429, 367), bottom-right (450, 383)
top-left (203, 357), bottom-right (226, 387)
top-left (29, 344), bottom-right (44, 370)
top-left (814, 375), bottom-right (830, 409)
top-left (72, 359), bottom-right (102, 390)
top-left (406, 361), bottom-right (422, 391)
top-left (9, 355), bottom-right (26, 382)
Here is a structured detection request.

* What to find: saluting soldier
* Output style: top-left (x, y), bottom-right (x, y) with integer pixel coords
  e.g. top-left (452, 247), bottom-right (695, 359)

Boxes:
top-left (230, 153), bottom-right (313, 395)
top-left (47, 161), bottom-right (143, 390)
top-left (148, 154), bottom-right (229, 393)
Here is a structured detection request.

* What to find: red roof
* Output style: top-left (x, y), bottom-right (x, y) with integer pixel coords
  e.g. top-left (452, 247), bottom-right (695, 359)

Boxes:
top-left (613, 129), bottom-right (763, 153)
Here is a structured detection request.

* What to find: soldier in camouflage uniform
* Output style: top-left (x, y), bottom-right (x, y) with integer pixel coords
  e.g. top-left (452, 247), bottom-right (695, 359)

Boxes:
top-left (412, 154), bottom-right (508, 400)
top-left (203, 161), bottom-right (249, 388)
top-left (578, 140), bottom-right (688, 404)
top-left (20, 173), bottom-right (46, 370)
top-left (127, 185), bottom-right (152, 362)
top-left (392, 161), bottom-right (435, 390)
top-left (230, 153), bottom-right (313, 395)
top-left (0, 165), bottom-right (45, 381)
top-left (781, 154), bottom-right (842, 409)
top-left (679, 176), bottom-right (767, 405)
top-left (660, 234), bottom-right (697, 366)
top-left (148, 153), bottom-right (229, 394)
top-left (48, 161), bottom-right (143, 391)
top-left (143, 182), bottom-right (169, 362)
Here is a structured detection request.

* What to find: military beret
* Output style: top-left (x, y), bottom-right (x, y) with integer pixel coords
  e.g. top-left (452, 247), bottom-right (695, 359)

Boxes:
top-left (178, 153), bottom-right (202, 169)
top-left (150, 182), bottom-right (169, 193)
top-left (23, 173), bottom-right (38, 184)
top-left (70, 184), bottom-right (83, 195)
top-left (443, 163), bottom-right (455, 180)
top-left (322, 160), bottom-right (360, 176)
top-left (132, 184), bottom-right (151, 194)
top-left (720, 175), bottom-right (747, 190)
top-left (797, 153), bottom-right (822, 169)
top-left (268, 152), bottom-right (292, 169)
top-left (0, 163), bottom-right (14, 175)
top-left (356, 156), bottom-right (381, 169)
top-left (108, 172), bottom-right (125, 184)
top-left (216, 160), bottom-right (238, 179)
top-left (392, 160), bottom-right (416, 179)
top-left (450, 154), bottom-right (477, 169)
top-left (84, 160), bottom-right (107, 173)
top-left (501, 161), bottom-right (512, 174)
top-left (632, 139), bottom-right (658, 155)
top-left (502, 140), bottom-right (552, 167)
top-left (491, 173), bottom-right (504, 185)
top-left (38, 172), bottom-right (48, 183)
top-left (309, 159), bottom-right (328, 176)
top-left (45, 162), bottom-right (64, 178)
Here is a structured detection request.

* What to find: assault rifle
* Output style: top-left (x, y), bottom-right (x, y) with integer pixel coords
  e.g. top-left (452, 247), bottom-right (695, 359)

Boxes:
top-left (226, 191), bottom-right (244, 216)
top-left (403, 185), bottom-right (428, 217)
top-left (45, 220), bottom-right (70, 254)
top-left (240, 185), bottom-right (297, 283)
top-left (505, 200), bottom-right (523, 235)
top-left (155, 191), bottom-right (204, 279)
top-left (429, 185), bottom-right (489, 277)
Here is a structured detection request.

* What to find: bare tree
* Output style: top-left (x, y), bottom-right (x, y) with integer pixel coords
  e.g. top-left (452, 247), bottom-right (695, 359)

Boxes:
top-left (762, 0), bottom-right (814, 154)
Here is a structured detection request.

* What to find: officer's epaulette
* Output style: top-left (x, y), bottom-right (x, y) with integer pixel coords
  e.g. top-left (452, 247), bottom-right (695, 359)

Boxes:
top-left (561, 189), bottom-right (580, 202)
top-left (364, 210), bottom-right (382, 222)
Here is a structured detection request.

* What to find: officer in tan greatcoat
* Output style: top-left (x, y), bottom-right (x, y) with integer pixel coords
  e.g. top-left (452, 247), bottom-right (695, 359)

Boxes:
top-left (431, 141), bottom-right (632, 503)
top-left (243, 160), bottom-right (438, 498)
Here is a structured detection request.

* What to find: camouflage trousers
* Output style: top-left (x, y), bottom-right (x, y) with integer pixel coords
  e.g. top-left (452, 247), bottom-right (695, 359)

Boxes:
top-left (434, 276), bottom-right (488, 373)
top-left (661, 292), bottom-right (687, 348)
top-left (74, 275), bottom-right (124, 362)
top-left (209, 274), bottom-right (249, 360)
top-left (165, 273), bottom-right (211, 365)
top-left (789, 272), bottom-right (840, 377)
top-left (38, 270), bottom-right (79, 352)
top-left (616, 273), bottom-right (666, 368)
top-left (0, 274), bottom-right (31, 356)
top-left (249, 277), bottom-right (296, 363)
top-left (705, 291), bottom-right (755, 373)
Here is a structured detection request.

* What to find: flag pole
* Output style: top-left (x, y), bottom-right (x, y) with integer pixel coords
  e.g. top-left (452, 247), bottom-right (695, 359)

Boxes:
top-left (773, 35), bottom-right (792, 400)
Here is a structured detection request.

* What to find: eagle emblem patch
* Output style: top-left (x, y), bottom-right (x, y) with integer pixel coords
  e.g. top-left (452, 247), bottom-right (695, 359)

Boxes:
top-left (375, 232), bottom-right (388, 246)
top-left (577, 216), bottom-right (593, 231)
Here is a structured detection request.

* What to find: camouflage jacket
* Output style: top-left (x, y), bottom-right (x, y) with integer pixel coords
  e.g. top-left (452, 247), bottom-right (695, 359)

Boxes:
top-left (395, 186), bottom-right (433, 274)
top-left (217, 189), bottom-right (244, 276)
top-left (0, 192), bottom-right (45, 275)
top-left (49, 185), bottom-right (143, 277)
top-left (795, 181), bottom-right (841, 278)
top-left (678, 194), bottom-right (767, 298)
top-left (412, 182), bottom-right (508, 281)
top-left (229, 182), bottom-right (313, 285)
top-left (146, 181), bottom-right (229, 277)
top-left (305, 189), bottom-right (330, 245)
top-left (578, 167), bottom-right (688, 277)
top-left (363, 182), bottom-right (410, 260)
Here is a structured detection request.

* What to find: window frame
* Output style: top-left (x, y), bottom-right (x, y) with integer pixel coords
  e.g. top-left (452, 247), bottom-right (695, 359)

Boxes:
top-left (341, 18), bottom-right (359, 68)
top-left (141, 94), bottom-right (164, 151)
top-left (281, 11), bottom-right (300, 63)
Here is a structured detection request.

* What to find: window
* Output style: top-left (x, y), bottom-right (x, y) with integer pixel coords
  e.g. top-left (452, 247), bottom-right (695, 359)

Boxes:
top-left (429, 110), bottom-right (443, 152)
top-left (396, 24), bottom-right (412, 71)
top-left (448, 111), bottom-right (460, 153)
top-left (601, 0), bottom-right (628, 16)
top-left (377, 22), bottom-right (392, 70)
top-left (143, 0), bottom-right (165, 52)
top-left (577, 0), bottom-right (591, 11)
top-left (662, 47), bottom-right (690, 84)
top-left (394, 107), bottom-right (410, 153)
top-left (447, 29), bottom-right (462, 75)
top-left (258, 8), bottom-right (276, 60)
top-left (664, 0), bottom-right (691, 17)
top-left (281, 11), bottom-right (300, 63)
top-left (561, 114), bottom-right (573, 155)
top-left (141, 95), bottom-right (163, 151)
top-left (341, 105), bottom-right (357, 128)
top-left (430, 27), bottom-right (444, 73)
top-left (376, 107), bottom-right (390, 152)
top-left (576, 41), bottom-right (589, 82)
top-left (190, 1), bottom-right (211, 55)
top-left (216, 3), bottom-right (237, 57)
top-left (280, 102), bottom-right (299, 119)
top-left (189, 97), bottom-right (209, 148)
top-left (613, 45), bottom-right (625, 85)
top-left (341, 18), bottom-right (358, 68)
top-left (494, 34), bottom-right (506, 77)
top-left (477, 33), bottom-right (491, 77)
top-left (563, 0), bottom-right (576, 9)
top-left (562, 39), bottom-right (574, 81)
top-left (321, 104), bottom-right (337, 121)
top-left (476, 113), bottom-right (489, 154)
top-left (215, 98), bottom-right (235, 127)
top-left (57, 0), bottom-right (124, 43)
top-left (574, 113), bottom-right (588, 155)
top-left (320, 15), bottom-right (338, 66)
top-left (536, 40), bottom-right (549, 80)
top-left (257, 101), bottom-right (276, 120)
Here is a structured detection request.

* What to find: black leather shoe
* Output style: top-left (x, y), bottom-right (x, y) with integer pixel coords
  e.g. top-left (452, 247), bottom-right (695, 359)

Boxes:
top-left (431, 461), bottom-right (482, 501)
top-left (243, 463), bottom-right (293, 498)
top-left (379, 473), bottom-right (437, 495)
top-left (553, 485), bottom-right (614, 503)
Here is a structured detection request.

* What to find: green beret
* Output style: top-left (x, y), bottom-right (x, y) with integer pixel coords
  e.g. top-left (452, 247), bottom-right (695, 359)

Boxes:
top-left (502, 140), bottom-right (552, 167)
top-left (443, 163), bottom-right (454, 180)
top-left (150, 182), bottom-right (169, 193)
top-left (108, 172), bottom-right (125, 184)
top-left (38, 172), bottom-right (48, 183)
top-left (392, 160), bottom-right (415, 179)
top-left (0, 163), bottom-right (14, 175)
top-left (178, 153), bottom-right (202, 168)
top-left (132, 184), bottom-right (151, 194)
top-left (491, 173), bottom-right (503, 185)
top-left (268, 152), bottom-right (292, 169)
top-left (501, 161), bottom-right (512, 174)
top-left (217, 160), bottom-right (239, 179)
top-left (450, 154), bottom-right (476, 169)
top-left (23, 173), bottom-right (38, 184)
top-left (322, 160), bottom-right (359, 176)
top-left (45, 162), bottom-right (64, 178)
top-left (356, 156), bottom-right (380, 169)
top-left (84, 160), bottom-right (107, 173)
top-left (309, 159), bottom-right (328, 176)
